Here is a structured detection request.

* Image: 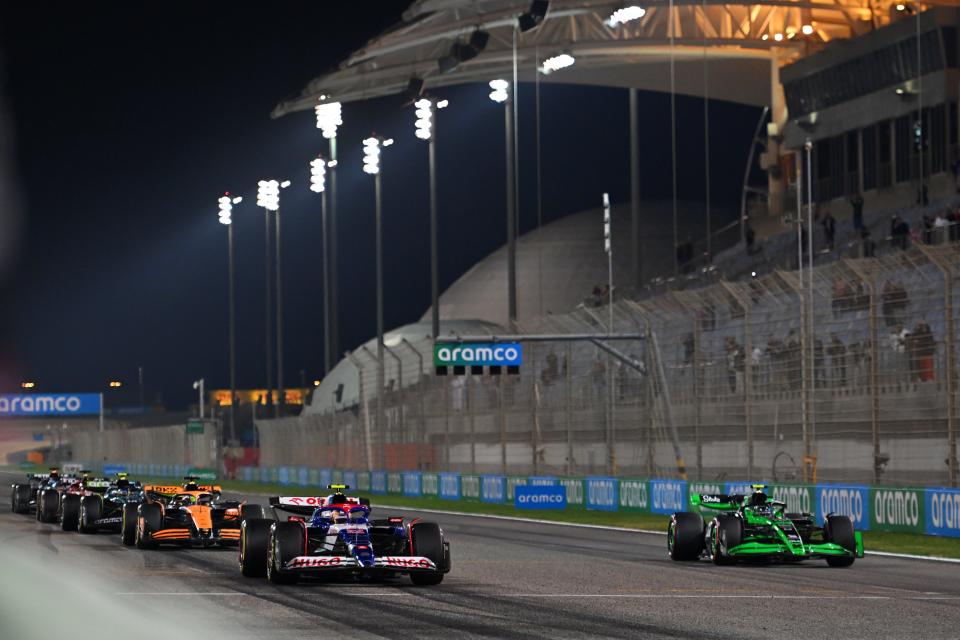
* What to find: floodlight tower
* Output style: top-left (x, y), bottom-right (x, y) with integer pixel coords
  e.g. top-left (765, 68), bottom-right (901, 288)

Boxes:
top-left (315, 101), bottom-right (342, 373)
top-left (257, 178), bottom-right (290, 416)
top-left (310, 154), bottom-right (335, 375)
top-left (363, 134), bottom-right (393, 469)
top-left (488, 79), bottom-right (517, 323)
top-left (413, 96), bottom-right (449, 339)
top-left (217, 193), bottom-right (242, 442)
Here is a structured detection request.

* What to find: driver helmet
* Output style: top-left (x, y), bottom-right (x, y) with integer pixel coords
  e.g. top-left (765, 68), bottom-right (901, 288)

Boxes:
top-left (748, 490), bottom-right (768, 507)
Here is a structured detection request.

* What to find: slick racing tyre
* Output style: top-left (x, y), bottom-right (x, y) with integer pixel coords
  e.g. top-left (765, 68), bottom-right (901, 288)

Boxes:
top-left (824, 515), bottom-right (856, 567)
top-left (39, 490), bottom-right (60, 523)
top-left (239, 519), bottom-right (272, 578)
top-left (121, 503), bottom-right (138, 546)
top-left (135, 503), bottom-right (162, 549)
top-left (11, 485), bottom-right (30, 514)
top-left (409, 522), bottom-right (445, 585)
top-left (668, 512), bottom-right (705, 561)
top-left (78, 495), bottom-right (102, 534)
top-left (267, 522), bottom-right (303, 584)
top-left (240, 504), bottom-right (267, 523)
top-left (61, 494), bottom-right (80, 531)
top-left (711, 515), bottom-right (743, 566)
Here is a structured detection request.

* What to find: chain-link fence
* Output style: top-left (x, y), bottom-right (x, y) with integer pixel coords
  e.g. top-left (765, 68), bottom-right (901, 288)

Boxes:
top-left (256, 243), bottom-right (960, 487)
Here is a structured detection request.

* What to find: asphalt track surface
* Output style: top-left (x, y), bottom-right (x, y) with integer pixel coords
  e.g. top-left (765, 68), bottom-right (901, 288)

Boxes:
top-left (4, 473), bottom-right (960, 639)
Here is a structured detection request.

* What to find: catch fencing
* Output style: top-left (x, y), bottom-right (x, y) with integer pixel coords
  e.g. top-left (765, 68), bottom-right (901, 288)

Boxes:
top-left (70, 423), bottom-right (219, 471)
top-left (256, 243), bottom-right (960, 487)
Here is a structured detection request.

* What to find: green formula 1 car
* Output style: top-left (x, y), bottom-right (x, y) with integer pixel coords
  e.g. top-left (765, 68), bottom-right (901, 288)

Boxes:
top-left (668, 485), bottom-right (864, 567)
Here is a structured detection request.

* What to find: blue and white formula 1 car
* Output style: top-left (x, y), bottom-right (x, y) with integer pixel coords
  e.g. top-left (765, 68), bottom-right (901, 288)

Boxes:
top-left (238, 485), bottom-right (450, 585)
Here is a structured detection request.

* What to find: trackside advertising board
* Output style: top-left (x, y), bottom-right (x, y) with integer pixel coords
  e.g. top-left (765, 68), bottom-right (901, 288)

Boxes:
top-left (103, 462), bottom-right (960, 538)
top-left (433, 342), bottom-right (522, 367)
top-left (0, 393), bottom-right (101, 417)
top-left (515, 485), bottom-right (566, 509)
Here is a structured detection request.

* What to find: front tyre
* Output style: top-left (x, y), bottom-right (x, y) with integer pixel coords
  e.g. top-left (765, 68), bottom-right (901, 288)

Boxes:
top-left (239, 519), bottom-right (271, 578)
top-left (267, 522), bottom-right (303, 584)
top-left (824, 515), bottom-right (856, 567)
top-left (135, 503), bottom-right (162, 549)
top-left (668, 512), bottom-right (705, 561)
top-left (121, 503), bottom-right (138, 546)
top-left (711, 515), bottom-right (743, 566)
top-left (409, 522), bottom-right (445, 586)
top-left (61, 494), bottom-right (80, 531)
top-left (78, 495), bottom-right (102, 534)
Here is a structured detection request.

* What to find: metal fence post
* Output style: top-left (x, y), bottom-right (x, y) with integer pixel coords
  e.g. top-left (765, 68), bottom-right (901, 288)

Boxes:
top-left (916, 245), bottom-right (958, 486)
top-left (400, 339), bottom-right (426, 470)
top-left (384, 344), bottom-right (404, 463)
top-left (499, 366), bottom-right (507, 475)
top-left (345, 351), bottom-right (373, 472)
top-left (778, 269), bottom-right (811, 482)
top-left (844, 258), bottom-right (881, 483)
top-left (720, 281), bottom-right (754, 480)
top-left (468, 371), bottom-right (477, 474)
top-left (565, 341), bottom-right (573, 476)
top-left (360, 346), bottom-right (385, 471)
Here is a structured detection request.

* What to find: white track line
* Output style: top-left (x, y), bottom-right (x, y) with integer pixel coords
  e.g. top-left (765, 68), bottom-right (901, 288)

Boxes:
top-left (116, 592), bottom-right (248, 596)
top-left (508, 594), bottom-right (960, 600)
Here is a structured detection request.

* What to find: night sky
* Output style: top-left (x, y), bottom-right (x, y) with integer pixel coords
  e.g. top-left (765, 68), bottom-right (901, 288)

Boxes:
top-left (0, 2), bottom-right (762, 409)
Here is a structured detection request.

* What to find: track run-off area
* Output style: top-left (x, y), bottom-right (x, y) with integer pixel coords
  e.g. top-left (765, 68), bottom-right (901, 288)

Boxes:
top-left (3, 472), bottom-right (960, 640)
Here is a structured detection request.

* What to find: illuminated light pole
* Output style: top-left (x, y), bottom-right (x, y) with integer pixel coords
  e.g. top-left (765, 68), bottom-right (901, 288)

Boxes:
top-left (310, 154), bottom-right (336, 376)
top-left (192, 378), bottom-right (205, 419)
top-left (363, 134), bottom-right (393, 469)
top-left (315, 101), bottom-right (342, 374)
top-left (413, 97), bottom-right (449, 339)
top-left (488, 79), bottom-right (517, 322)
top-left (257, 179), bottom-right (290, 417)
top-left (539, 53), bottom-right (575, 74)
top-left (218, 192), bottom-right (242, 443)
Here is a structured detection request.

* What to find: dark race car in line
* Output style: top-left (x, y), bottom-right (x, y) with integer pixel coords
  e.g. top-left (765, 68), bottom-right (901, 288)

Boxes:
top-left (668, 484), bottom-right (864, 567)
top-left (239, 484), bottom-right (450, 586)
top-left (65, 473), bottom-right (144, 534)
top-left (10, 468), bottom-right (62, 516)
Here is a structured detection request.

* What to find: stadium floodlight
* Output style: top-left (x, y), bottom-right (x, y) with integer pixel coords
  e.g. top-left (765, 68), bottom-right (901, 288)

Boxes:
top-left (488, 78), bottom-right (509, 103)
top-left (20, 381), bottom-right (35, 389)
top-left (257, 179), bottom-right (280, 211)
top-left (773, 32), bottom-right (783, 42)
top-left (414, 98), bottom-right (433, 140)
top-left (217, 191), bottom-right (242, 440)
top-left (315, 101), bottom-right (342, 139)
top-left (540, 53), bottom-right (575, 74)
top-left (310, 156), bottom-right (327, 193)
top-left (801, 24), bottom-right (814, 35)
top-left (218, 194), bottom-right (233, 225)
top-left (363, 137), bottom-right (381, 175)
top-left (606, 6), bottom-right (645, 27)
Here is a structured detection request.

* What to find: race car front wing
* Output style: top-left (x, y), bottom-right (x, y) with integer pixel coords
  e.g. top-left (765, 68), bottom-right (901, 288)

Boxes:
top-left (285, 555), bottom-right (438, 572)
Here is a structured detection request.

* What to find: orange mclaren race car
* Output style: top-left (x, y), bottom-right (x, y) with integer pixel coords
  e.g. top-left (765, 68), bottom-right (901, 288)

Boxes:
top-left (123, 476), bottom-right (264, 549)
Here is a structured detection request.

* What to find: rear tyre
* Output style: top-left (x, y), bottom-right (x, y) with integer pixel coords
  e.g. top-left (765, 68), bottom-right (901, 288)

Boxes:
top-left (135, 503), bottom-right (162, 549)
top-left (711, 515), bottom-right (743, 566)
top-left (78, 495), bottom-right (102, 534)
top-left (409, 522), bottom-right (445, 585)
top-left (267, 522), bottom-right (303, 584)
top-left (61, 494), bottom-right (80, 531)
top-left (121, 503), bottom-right (138, 546)
top-left (668, 512), bottom-right (705, 561)
top-left (39, 490), bottom-right (60, 523)
top-left (824, 515), bottom-right (856, 567)
top-left (239, 519), bottom-right (272, 578)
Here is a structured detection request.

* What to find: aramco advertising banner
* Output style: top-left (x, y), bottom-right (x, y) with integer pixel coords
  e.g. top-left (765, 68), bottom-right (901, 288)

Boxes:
top-left (0, 393), bottom-right (101, 417)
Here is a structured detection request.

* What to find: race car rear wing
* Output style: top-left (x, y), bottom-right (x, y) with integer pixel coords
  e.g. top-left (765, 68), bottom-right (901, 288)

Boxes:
top-left (690, 494), bottom-right (740, 510)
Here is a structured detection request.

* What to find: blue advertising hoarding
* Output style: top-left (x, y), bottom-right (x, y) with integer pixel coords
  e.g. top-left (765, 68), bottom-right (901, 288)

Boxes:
top-left (515, 484), bottom-right (566, 509)
top-left (817, 484), bottom-right (870, 530)
top-left (585, 477), bottom-right (618, 511)
top-left (439, 473), bottom-right (460, 500)
top-left (0, 393), bottom-right (102, 417)
top-left (650, 479), bottom-right (687, 514)
top-left (925, 487), bottom-right (960, 537)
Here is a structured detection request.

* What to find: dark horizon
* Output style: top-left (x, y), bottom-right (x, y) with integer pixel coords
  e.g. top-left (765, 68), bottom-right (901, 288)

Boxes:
top-left (0, 2), bottom-right (762, 410)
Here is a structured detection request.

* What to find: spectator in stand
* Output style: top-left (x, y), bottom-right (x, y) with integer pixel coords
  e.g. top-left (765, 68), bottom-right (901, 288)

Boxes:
top-left (952, 154), bottom-right (960, 192)
top-left (890, 215), bottom-right (910, 251)
top-left (849, 193), bottom-right (865, 230)
top-left (827, 334), bottom-right (847, 387)
top-left (934, 211), bottom-right (949, 244)
top-left (822, 209), bottom-right (836, 251)
top-left (912, 322), bottom-right (936, 382)
top-left (860, 227), bottom-right (876, 258)
top-left (921, 214), bottom-right (934, 245)
top-left (785, 331), bottom-right (801, 387)
top-left (745, 223), bottom-right (757, 255)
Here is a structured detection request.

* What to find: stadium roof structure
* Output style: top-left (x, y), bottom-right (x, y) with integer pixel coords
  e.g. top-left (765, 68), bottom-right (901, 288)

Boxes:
top-left (272, 0), bottom-right (947, 117)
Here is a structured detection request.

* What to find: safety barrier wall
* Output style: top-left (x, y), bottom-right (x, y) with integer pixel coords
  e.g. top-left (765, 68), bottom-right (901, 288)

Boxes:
top-left (70, 424), bottom-right (218, 470)
top-left (92, 460), bottom-right (960, 539)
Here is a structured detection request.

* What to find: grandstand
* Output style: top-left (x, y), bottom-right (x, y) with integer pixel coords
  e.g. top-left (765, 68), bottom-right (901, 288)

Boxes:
top-left (254, 1), bottom-right (960, 487)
